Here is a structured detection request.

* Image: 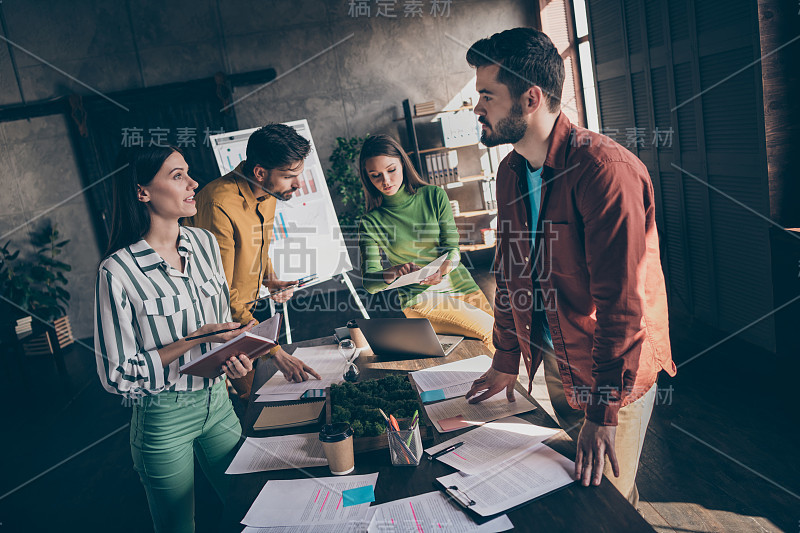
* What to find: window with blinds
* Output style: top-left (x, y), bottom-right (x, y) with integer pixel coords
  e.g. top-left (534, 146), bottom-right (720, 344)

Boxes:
top-left (579, 0), bottom-right (775, 351)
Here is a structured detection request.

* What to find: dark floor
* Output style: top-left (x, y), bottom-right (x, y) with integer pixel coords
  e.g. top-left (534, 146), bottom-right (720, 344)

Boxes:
top-left (0, 258), bottom-right (797, 532)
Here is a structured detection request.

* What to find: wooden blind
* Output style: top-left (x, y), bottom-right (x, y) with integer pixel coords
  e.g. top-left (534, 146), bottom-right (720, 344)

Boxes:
top-left (584, 0), bottom-right (775, 351)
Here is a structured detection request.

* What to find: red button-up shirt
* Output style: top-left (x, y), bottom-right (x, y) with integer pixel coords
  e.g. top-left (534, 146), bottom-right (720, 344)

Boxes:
top-left (491, 112), bottom-right (676, 426)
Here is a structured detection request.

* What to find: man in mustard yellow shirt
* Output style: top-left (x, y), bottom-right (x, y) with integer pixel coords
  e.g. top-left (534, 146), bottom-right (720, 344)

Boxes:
top-left (187, 124), bottom-right (320, 398)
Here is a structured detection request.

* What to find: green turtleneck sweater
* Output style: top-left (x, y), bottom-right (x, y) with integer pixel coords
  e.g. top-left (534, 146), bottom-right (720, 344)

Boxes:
top-left (358, 185), bottom-right (480, 309)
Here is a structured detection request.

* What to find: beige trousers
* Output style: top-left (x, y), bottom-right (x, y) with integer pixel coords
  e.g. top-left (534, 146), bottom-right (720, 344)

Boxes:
top-left (543, 348), bottom-right (656, 506)
top-left (402, 290), bottom-right (495, 353)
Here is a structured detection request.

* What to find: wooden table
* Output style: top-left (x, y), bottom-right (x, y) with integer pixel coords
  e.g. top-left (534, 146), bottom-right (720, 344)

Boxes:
top-left (221, 337), bottom-right (655, 532)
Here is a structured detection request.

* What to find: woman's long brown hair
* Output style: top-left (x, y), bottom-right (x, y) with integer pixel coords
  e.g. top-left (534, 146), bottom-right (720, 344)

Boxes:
top-left (103, 146), bottom-right (181, 259)
top-left (358, 134), bottom-right (428, 212)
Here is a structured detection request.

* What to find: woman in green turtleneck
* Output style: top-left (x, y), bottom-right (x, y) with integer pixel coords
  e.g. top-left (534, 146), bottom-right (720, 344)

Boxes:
top-left (357, 134), bottom-right (494, 353)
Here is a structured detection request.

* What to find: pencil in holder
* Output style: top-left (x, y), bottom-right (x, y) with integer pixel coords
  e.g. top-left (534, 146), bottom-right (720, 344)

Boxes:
top-left (387, 425), bottom-right (422, 466)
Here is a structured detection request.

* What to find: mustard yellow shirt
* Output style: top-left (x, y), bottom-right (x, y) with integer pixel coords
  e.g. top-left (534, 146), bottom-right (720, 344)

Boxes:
top-left (185, 162), bottom-right (278, 338)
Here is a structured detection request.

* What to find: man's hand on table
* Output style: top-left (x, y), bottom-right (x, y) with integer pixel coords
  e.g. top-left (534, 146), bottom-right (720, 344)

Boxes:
top-left (272, 347), bottom-right (322, 383)
top-left (465, 367), bottom-right (517, 403)
top-left (574, 419), bottom-right (618, 487)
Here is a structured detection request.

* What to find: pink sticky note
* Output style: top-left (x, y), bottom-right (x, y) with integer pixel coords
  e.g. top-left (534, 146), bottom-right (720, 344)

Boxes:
top-left (438, 415), bottom-right (468, 431)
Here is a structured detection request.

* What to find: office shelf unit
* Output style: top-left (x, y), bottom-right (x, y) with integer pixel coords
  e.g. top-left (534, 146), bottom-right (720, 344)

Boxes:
top-left (400, 99), bottom-right (507, 253)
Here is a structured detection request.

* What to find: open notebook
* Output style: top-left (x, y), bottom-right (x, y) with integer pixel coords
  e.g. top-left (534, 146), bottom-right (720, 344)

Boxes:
top-left (179, 314), bottom-right (281, 379)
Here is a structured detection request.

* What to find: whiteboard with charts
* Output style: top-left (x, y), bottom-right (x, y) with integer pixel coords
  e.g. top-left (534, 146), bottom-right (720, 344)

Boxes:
top-left (208, 120), bottom-right (353, 284)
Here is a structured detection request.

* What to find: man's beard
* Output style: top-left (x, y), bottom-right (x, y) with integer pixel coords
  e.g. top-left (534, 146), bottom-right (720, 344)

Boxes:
top-left (264, 186), bottom-right (298, 202)
top-left (480, 102), bottom-right (527, 147)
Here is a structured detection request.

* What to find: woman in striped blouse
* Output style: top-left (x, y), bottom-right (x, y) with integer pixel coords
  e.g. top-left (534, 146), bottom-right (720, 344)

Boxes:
top-left (94, 146), bottom-right (259, 532)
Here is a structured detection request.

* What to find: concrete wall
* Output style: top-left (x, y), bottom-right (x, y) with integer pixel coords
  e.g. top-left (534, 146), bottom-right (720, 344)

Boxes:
top-left (0, 0), bottom-right (536, 338)
top-left (0, 115), bottom-right (100, 339)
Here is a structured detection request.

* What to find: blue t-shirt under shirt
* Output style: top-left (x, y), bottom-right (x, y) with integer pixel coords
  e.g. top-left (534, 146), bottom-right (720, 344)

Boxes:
top-left (525, 162), bottom-right (553, 350)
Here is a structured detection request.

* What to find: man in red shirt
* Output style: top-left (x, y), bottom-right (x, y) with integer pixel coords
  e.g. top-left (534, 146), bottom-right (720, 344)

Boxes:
top-left (465, 28), bottom-right (676, 505)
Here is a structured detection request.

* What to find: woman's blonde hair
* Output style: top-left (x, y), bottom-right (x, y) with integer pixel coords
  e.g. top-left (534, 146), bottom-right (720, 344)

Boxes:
top-left (358, 134), bottom-right (428, 212)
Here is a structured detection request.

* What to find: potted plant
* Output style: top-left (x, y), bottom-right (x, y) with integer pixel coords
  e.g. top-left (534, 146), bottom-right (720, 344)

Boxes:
top-left (0, 222), bottom-right (74, 355)
top-left (327, 135), bottom-right (369, 228)
top-left (0, 241), bottom-right (26, 344)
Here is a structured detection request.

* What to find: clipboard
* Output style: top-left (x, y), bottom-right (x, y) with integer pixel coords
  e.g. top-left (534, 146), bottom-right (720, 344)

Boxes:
top-left (433, 442), bottom-right (577, 523)
top-left (434, 476), bottom-right (576, 524)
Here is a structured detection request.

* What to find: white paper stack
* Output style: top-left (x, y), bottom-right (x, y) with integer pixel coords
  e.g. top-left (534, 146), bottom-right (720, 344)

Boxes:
top-left (225, 434), bottom-right (328, 474)
top-left (367, 491), bottom-right (513, 532)
top-left (255, 345), bottom-right (351, 398)
top-left (410, 354), bottom-right (492, 403)
top-left (437, 445), bottom-right (575, 517)
top-left (242, 474), bottom-right (378, 529)
top-left (424, 416), bottom-right (559, 474)
top-left (424, 392), bottom-right (536, 433)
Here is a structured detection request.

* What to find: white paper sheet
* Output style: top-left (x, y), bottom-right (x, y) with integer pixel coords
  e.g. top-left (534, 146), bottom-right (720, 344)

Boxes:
top-left (385, 254), bottom-right (448, 290)
top-left (225, 434), bottom-right (328, 474)
top-left (410, 355), bottom-right (492, 392)
top-left (242, 473), bottom-right (379, 527)
top-left (425, 381), bottom-right (474, 401)
top-left (436, 444), bottom-right (575, 517)
top-left (367, 491), bottom-right (513, 532)
top-left (242, 519), bottom-right (373, 533)
top-left (424, 393), bottom-right (536, 433)
top-left (255, 345), bottom-right (348, 396)
top-left (425, 416), bottom-right (560, 475)
top-left (242, 507), bottom-right (374, 533)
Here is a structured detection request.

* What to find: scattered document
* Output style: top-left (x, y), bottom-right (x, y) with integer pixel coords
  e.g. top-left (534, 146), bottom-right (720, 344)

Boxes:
top-left (242, 473), bottom-right (379, 528)
top-left (437, 444), bottom-right (575, 517)
top-left (226, 434), bottom-right (327, 474)
top-left (419, 382), bottom-right (473, 403)
top-left (386, 254), bottom-right (448, 290)
top-left (424, 393), bottom-right (535, 433)
top-left (367, 491), bottom-right (513, 532)
top-left (242, 522), bottom-right (372, 533)
top-left (425, 416), bottom-right (560, 475)
top-left (411, 355), bottom-right (492, 392)
top-left (255, 345), bottom-right (348, 396)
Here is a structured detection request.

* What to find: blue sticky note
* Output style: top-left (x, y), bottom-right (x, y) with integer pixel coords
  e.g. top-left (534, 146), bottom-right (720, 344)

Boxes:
top-left (342, 485), bottom-right (375, 507)
top-left (420, 389), bottom-right (446, 403)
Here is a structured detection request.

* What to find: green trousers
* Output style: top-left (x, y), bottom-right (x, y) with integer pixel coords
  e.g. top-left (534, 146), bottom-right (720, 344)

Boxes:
top-left (130, 380), bottom-right (242, 533)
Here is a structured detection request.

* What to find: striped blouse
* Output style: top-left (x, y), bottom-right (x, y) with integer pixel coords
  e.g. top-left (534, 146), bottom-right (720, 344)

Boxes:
top-left (94, 226), bottom-right (232, 398)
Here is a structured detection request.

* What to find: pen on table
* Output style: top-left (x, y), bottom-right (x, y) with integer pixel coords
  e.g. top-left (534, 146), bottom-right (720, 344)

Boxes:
top-left (428, 441), bottom-right (464, 460)
top-left (184, 323), bottom-right (246, 341)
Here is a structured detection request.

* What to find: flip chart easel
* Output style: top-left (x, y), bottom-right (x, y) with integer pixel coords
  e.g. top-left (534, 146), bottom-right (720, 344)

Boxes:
top-left (209, 119), bottom-right (369, 342)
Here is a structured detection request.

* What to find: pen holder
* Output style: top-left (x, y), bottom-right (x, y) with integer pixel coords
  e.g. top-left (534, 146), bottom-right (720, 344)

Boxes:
top-left (387, 425), bottom-right (422, 466)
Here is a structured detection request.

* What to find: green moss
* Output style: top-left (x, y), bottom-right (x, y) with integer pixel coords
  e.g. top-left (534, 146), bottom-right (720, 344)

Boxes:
top-left (330, 375), bottom-right (419, 438)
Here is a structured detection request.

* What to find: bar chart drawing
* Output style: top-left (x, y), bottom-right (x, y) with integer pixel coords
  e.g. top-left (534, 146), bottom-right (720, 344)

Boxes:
top-left (207, 120), bottom-right (353, 283)
top-left (224, 150), bottom-right (244, 173)
top-left (292, 167), bottom-right (321, 199)
top-left (273, 212), bottom-right (290, 242)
